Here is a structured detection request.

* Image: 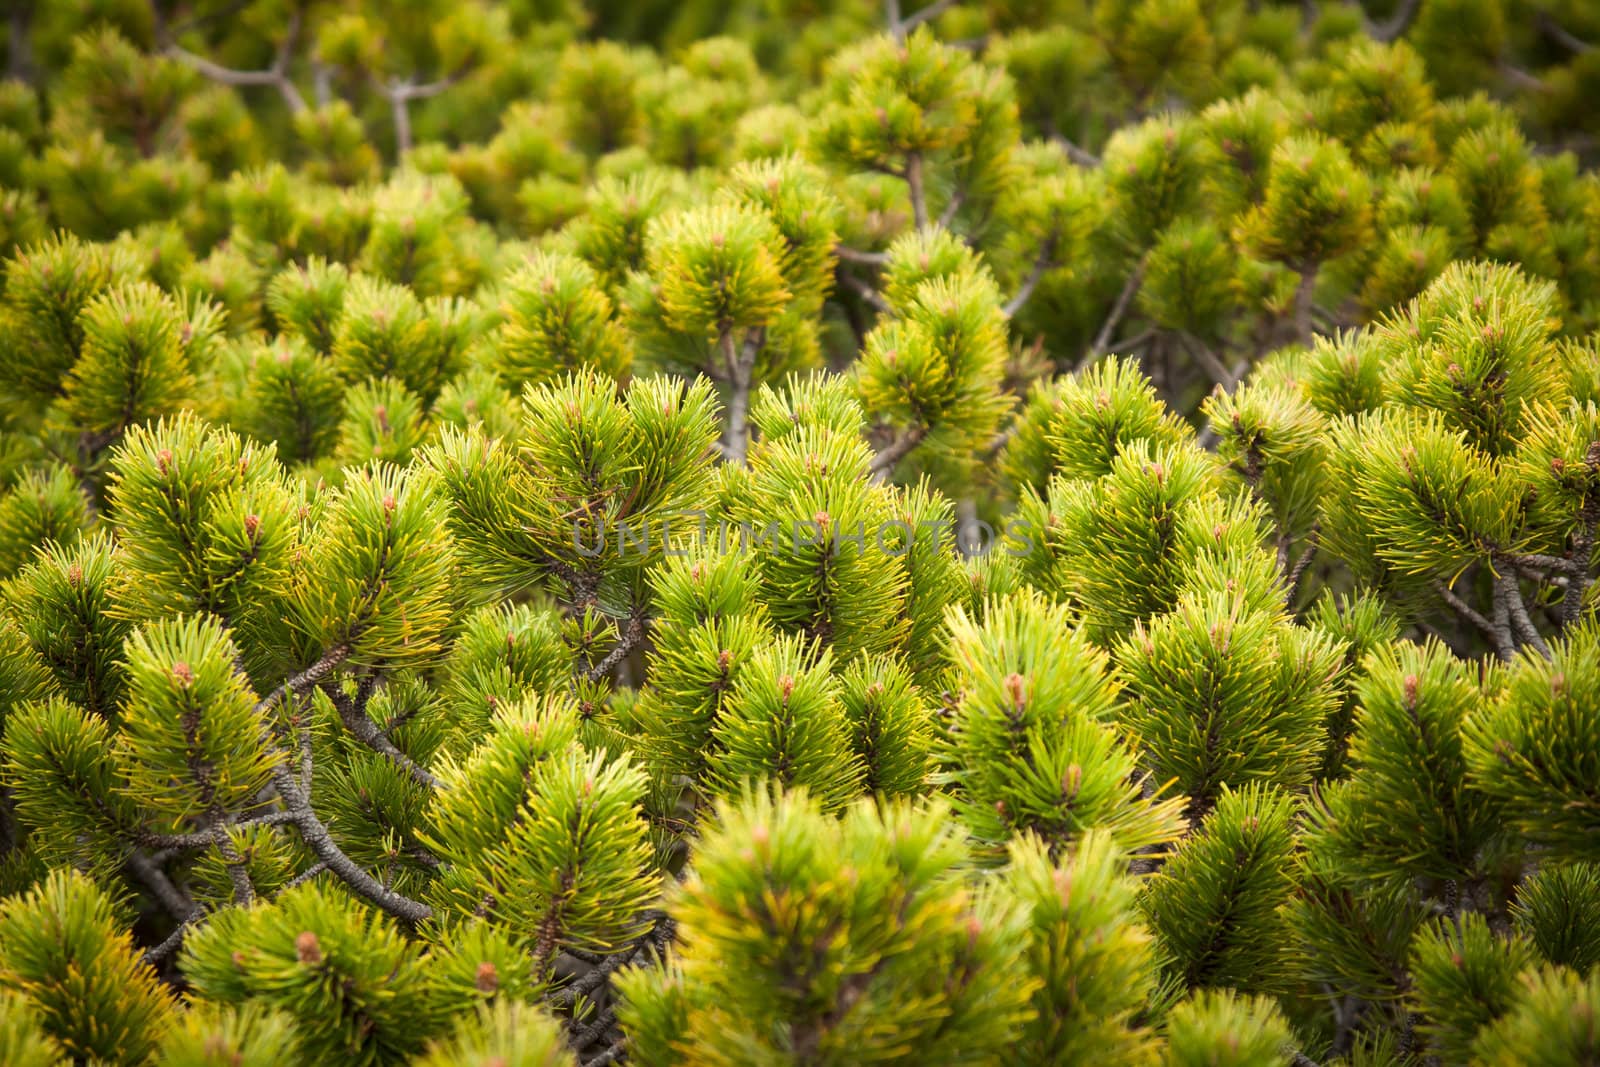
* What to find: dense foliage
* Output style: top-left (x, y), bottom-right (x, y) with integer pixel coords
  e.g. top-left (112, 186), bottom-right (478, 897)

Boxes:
top-left (1, 0), bottom-right (1599, 1064)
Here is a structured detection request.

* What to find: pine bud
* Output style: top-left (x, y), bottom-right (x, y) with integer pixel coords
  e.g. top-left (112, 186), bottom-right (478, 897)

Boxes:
top-left (171, 661), bottom-right (194, 688)
top-left (475, 961), bottom-right (499, 993)
top-left (1053, 868), bottom-right (1074, 907)
top-left (295, 931), bottom-right (322, 965)
top-left (1004, 672), bottom-right (1027, 712)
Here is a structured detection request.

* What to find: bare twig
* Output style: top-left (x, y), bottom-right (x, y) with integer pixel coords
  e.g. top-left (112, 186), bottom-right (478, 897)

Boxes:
top-left (583, 1041), bottom-right (628, 1067)
top-left (1539, 11), bottom-right (1595, 54)
top-left (162, 8), bottom-right (306, 113)
top-left (1285, 525), bottom-right (1321, 610)
top-left (139, 810), bottom-right (298, 852)
top-left (283, 861), bottom-right (329, 891)
top-left (126, 850), bottom-right (197, 923)
top-left (1003, 233), bottom-right (1058, 319)
top-left (1080, 256), bottom-right (1147, 368)
top-left (255, 644), bottom-right (351, 715)
top-left (1045, 124), bottom-right (1100, 167)
top-left (1434, 579), bottom-right (1514, 662)
top-left (1292, 260), bottom-right (1320, 347)
top-left (549, 912), bottom-right (674, 1010)
top-left (376, 72), bottom-right (461, 157)
top-left (1562, 461), bottom-right (1598, 623)
top-left (213, 826), bottom-right (256, 905)
top-left (869, 424), bottom-right (929, 481)
top-left (1500, 63), bottom-right (1549, 94)
top-left (320, 677), bottom-right (441, 791)
top-left (835, 245), bottom-right (890, 266)
top-left (838, 270), bottom-right (892, 313)
top-left (143, 909), bottom-right (205, 966)
top-left (584, 612), bottom-right (648, 683)
top-left (1363, 0), bottom-right (1420, 42)
top-left (269, 761), bottom-right (433, 924)
top-left (904, 151), bottom-right (929, 230)
top-left (1498, 574), bottom-right (1552, 659)
top-left (896, 0), bottom-right (960, 34)
top-left (719, 326), bottom-right (765, 464)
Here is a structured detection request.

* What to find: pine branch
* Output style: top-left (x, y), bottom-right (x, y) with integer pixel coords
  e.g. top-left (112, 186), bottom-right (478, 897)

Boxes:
top-left (1562, 462), bottom-right (1599, 623)
top-left (255, 644), bottom-right (352, 715)
top-left (282, 861), bottom-right (329, 891)
top-left (1497, 573), bottom-right (1551, 659)
top-left (835, 245), bottom-right (890, 266)
top-left (1043, 121), bottom-right (1100, 167)
top-left (1362, 0), bottom-right (1419, 42)
top-left (142, 909), bottom-right (205, 966)
top-left (269, 760), bottom-right (434, 924)
top-left (160, 6), bottom-right (306, 113)
top-left (1285, 524), bottom-right (1321, 610)
top-left (894, 0), bottom-right (960, 36)
top-left (125, 849), bottom-right (199, 923)
top-left (548, 911), bottom-right (674, 1010)
top-left (937, 189), bottom-right (966, 228)
top-left (320, 677), bottom-right (442, 790)
top-left (719, 326), bottom-right (765, 464)
top-left (904, 151), bottom-right (929, 230)
top-left (1433, 578), bottom-right (1514, 662)
top-left (869, 423), bottom-right (928, 480)
top-left (1292, 260), bottom-right (1321, 347)
top-left (1002, 232), bottom-right (1058, 319)
top-left (837, 269), bottom-right (892, 312)
top-left (1539, 11), bottom-right (1595, 54)
top-left (376, 71), bottom-right (464, 157)
top-left (213, 824), bottom-right (256, 905)
top-left (570, 1008), bottom-right (618, 1053)
top-left (583, 1042), bottom-right (627, 1067)
top-left (1080, 256), bottom-right (1147, 368)
top-left (584, 611), bottom-right (648, 683)
top-left (139, 810), bottom-right (297, 852)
